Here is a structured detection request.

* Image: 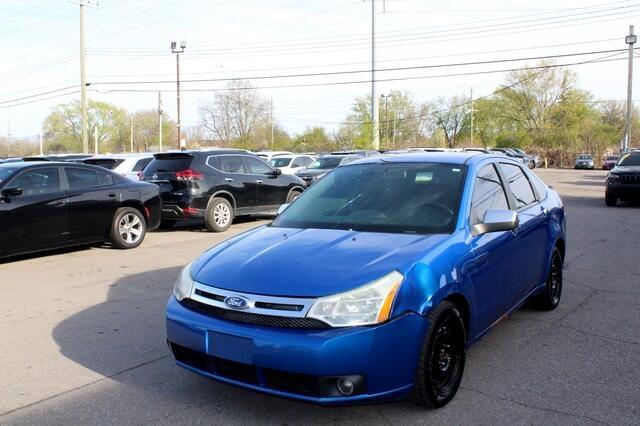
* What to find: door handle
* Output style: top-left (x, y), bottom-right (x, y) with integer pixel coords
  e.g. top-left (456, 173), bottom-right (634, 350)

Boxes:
top-left (224, 178), bottom-right (234, 182)
top-left (108, 193), bottom-right (116, 198)
top-left (256, 179), bottom-right (264, 184)
top-left (48, 200), bottom-right (66, 207)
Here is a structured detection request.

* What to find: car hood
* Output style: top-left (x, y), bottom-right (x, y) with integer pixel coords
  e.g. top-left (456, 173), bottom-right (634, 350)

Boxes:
top-left (295, 168), bottom-right (331, 177)
top-left (192, 226), bottom-right (448, 297)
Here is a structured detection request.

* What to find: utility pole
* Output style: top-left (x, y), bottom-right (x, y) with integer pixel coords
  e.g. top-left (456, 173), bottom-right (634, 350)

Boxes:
top-left (381, 94), bottom-right (389, 150)
top-left (158, 91), bottom-right (163, 152)
top-left (625, 25), bottom-right (636, 152)
top-left (72, 1), bottom-right (97, 153)
top-left (270, 97), bottom-right (274, 147)
top-left (371, 0), bottom-right (380, 150)
top-left (130, 114), bottom-right (134, 153)
top-left (470, 87), bottom-right (474, 146)
top-left (39, 133), bottom-right (44, 155)
top-left (171, 41), bottom-right (186, 150)
top-left (94, 125), bottom-right (98, 155)
top-left (7, 119), bottom-right (10, 157)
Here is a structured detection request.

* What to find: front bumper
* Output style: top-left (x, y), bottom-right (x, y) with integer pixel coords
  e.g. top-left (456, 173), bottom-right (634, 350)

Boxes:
top-left (166, 297), bottom-right (427, 405)
top-left (574, 163), bottom-right (594, 169)
top-left (606, 181), bottom-right (640, 198)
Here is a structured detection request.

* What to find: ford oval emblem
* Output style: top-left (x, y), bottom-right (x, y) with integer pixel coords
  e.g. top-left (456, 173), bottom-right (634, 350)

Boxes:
top-left (224, 296), bottom-right (249, 310)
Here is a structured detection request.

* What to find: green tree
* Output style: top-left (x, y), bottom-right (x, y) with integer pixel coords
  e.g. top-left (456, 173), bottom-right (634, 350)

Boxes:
top-left (132, 109), bottom-right (176, 152)
top-left (293, 127), bottom-right (334, 152)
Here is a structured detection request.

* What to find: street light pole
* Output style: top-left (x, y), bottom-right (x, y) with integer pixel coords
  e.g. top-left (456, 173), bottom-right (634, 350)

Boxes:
top-left (371, 0), bottom-right (380, 150)
top-left (171, 41), bottom-right (186, 150)
top-left (381, 94), bottom-right (390, 150)
top-left (625, 25), bottom-right (636, 152)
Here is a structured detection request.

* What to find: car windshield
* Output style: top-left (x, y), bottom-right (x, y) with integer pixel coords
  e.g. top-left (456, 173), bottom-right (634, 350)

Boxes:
top-left (618, 154), bottom-right (640, 166)
top-left (273, 163), bottom-right (466, 234)
top-left (270, 157), bottom-right (292, 168)
top-left (578, 155), bottom-right (592, 160)
top-left (606, 156), bottom-right (619, 161)
top-left (307, 157), bottom-right (344, 169)
top-left (0, 167), bottom-right (17, 185)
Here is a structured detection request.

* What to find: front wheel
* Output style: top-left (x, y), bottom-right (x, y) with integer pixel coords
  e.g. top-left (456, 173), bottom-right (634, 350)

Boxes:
top-left (410, 301), bottom-right (466, 409)
top-left (286, 189), bottom-right (302, 204)
top-left (605, 191), bottom-right (617, 207)
top-left (110, 207), bottom-right (147, 249)
top-left (205, 197), bottom-right (234, 232)
top-left (531, 247), bottom-right (563, 310)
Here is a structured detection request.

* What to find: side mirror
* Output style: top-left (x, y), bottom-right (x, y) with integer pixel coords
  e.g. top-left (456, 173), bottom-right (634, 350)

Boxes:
top-left (273, 168), bottom-right (282, 176)
top-left (472, 209), bottom-right (519, 237)
top-left (276, 203), bottom-right (289, 216)
top-left (1, 187), bottom-right (23, 198)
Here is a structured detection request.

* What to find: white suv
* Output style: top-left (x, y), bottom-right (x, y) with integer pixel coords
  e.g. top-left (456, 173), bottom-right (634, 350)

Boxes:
top-left (83, 153), bottom-right (155, 180)
top-left (269, 154), bottom-right (315, 175)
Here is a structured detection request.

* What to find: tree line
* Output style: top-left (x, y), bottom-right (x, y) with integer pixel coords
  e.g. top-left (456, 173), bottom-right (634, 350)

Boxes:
top-left (16, 61), bottom-right (638, 166)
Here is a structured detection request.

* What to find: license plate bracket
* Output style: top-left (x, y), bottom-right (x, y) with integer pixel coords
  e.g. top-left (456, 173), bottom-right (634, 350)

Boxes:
top-left (207, 331), bottom-right (254, 365)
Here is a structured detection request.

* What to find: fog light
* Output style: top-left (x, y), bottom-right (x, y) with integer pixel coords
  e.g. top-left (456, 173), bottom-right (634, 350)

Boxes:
top-left (336, 377), bottom-right (354, 395)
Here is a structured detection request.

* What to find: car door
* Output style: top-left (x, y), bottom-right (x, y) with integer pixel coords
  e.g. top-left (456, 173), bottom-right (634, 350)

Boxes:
top-left (244, 155), bottom-right (289, 208)
top-left (466, 163), bottom-right (520, 331)
top-left (0, 167), bottom-right (68, 254)
top-left (215, 155), bottom-right (256, 212)
top-left (498, 162), bottom-right (550, 298)
top-left (64, 166), bottom-right (120, 240)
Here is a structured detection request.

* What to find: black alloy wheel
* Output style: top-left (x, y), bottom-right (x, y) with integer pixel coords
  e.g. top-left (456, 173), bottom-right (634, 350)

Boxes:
top-left (531, 247), bottom-right (563, 310)
top-left (410, 301), bottom-right (466, 408)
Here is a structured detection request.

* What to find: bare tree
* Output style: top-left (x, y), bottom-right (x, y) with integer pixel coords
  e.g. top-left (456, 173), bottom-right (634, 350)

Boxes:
top-left (199, 80), bottom-right (268, 147)
top-left (431, 96), bottom-right (469, 148)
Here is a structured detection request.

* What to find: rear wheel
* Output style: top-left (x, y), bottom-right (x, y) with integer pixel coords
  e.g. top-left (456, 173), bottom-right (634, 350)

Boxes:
top-left (410, 301), bottom-right (466, 409)
top-left (531, 247), bottom-right (563, 310)
top-left (605, 191), bottom-right (617, 207)
top-left (286, 189), bottom-right (302, 204)
top-left (205, 197), bottom-right (233, 232)
top-left (110, 207), bottom-right (146, 249)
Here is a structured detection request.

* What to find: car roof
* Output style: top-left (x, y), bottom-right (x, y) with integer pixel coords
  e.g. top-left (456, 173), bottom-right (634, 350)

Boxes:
top-left (0, 161), bottom-right (92, 170)
top-left (86, 153), bottom-right (154, 159)
top-left (347, 152), bottom-right (511, 166)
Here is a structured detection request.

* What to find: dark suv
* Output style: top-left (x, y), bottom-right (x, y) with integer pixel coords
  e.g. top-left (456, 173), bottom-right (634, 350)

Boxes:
top-left (142, 150), bottom-right (305, 232)
top-left (605, 151), bottom-right (640, 206)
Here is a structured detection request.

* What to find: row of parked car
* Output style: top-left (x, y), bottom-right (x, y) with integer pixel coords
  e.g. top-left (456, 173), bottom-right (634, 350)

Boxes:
top-left (0, 146), bottom-right (540, 259)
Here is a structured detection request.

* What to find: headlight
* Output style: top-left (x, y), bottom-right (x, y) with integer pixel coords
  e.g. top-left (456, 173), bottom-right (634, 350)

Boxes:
top-left (174, 262), bottom-right (195, 301)
top-left (607, 173), bottom-right (620, 183)
top-left (307, 271), bottom-right (403, 327)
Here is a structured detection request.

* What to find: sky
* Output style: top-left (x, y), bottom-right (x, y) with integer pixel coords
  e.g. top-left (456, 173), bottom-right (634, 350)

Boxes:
top-left (0, 0), bottom-right (638, 140)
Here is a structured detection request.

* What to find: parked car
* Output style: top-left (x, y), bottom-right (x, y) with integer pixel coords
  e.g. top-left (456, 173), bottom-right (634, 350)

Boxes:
top-left (511, 148), bottom-right (542, 168)
top-left (605, 151), bottom-right (640, 206)
top-left (602, 155), bottom-right (619, 170)
top-left (331, 150), bottom-right (382, 157)
top-left (463, 148), bottom-right (491, 154)
top-left (255, 151), bottom-right (294, 160)
top-left (268, 154), bottom-right (315, 175)
top-left (167, 152), bottom-right (566, 408)
top-left (574, 154), bottom-right (595, 169)
top-left (40, 154), bottom-right (94, 162)
top-left (295, 154), bottom-right (362, 186)
top-left (141, 150), bottom-right (305, 232)
top-left (0, 161), bottom-right (161, 259)
top-left (492, 148), bottom-right (535, 168)
top-left (83, 153), bottom-right (154, 181)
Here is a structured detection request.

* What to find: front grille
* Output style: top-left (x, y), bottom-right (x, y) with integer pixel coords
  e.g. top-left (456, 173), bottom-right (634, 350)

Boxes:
top-left (620, 174), bottom-right (640, 184)
top-left (263, 368), bottom-right (320, 396)
top-left (170, 343), bottom-right (258, 384)
top-left (181, 299), bottom-right (330, 329)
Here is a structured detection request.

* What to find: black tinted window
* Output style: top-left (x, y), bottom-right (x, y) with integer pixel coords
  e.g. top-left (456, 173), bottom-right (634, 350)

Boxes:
top-left (145, 155), bottom-right (193, 174)
top-left (619, 153), bottom-right (640, 166)
top-left (10, 168), bottom-right (61, 195)
top-left (270, 157), bottom-right (292, 168)
top-left (245, 156), bottom-right (273, 174)
top-left (470, 164), bottom-right (509, 225)
top-left (220, 155), bottom-right (247, 173)
top-left (66, 168), bottom-right (113, 190)
top-left (132, 158), bottom-right (153, 172)
top-left (500, 163), bottom-right (536, 209)
top-left (84, 159), bottom-right (124, 170)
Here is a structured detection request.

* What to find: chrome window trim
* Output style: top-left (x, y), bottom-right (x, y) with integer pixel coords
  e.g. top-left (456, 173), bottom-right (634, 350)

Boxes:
top-left (189, 282), bottom-right (316, 318)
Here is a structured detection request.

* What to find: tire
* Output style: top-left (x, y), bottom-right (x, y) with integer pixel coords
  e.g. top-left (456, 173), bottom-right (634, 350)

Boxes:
top-left (409, 301), bottom-right (466, 409)
top-left (205, 197), bottom-right (234, 232)
top-left (531, 247), bottom-right (563, 311)
top-left (286, 189), bottom-right (302, 204)
top-left (605, 191), bottom-right (617, 207)
top-left (159, 219), bottom-right (176, 229)
top-left (110, 207), bottom-right (146, 249)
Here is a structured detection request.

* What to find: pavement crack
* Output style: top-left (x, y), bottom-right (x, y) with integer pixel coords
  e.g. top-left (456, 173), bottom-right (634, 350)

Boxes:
top-left (0, 354), bottom-right (172, 418)
top-left (461, 387), bottom-right (610, 425)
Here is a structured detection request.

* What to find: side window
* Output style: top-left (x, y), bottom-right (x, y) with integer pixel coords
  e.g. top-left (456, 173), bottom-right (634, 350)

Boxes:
top-left (206, 156), bottom-right (221, 170)
top-left (500, 163), bottom-right (536, 209)
top-left (470, 164), bottom-right (509, 225)
top-left (219, 156), bottom-right (247, 173)
top-left (132, 158), bottom-right (152, 172)
top-left (66, 168), bottom-right (113, 190)
top-left (10, 168), bottom-right (61, 196)
top-left (291, 157), bottom-right (305, 168)
top-left (527, 171), bottom-right (548, 200)
top-left (244, 156), bottom-right (274, 174)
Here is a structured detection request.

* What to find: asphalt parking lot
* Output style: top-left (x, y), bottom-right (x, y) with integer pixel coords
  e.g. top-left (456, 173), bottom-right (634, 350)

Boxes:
top-left (1, 168), bottom-right (639, 425)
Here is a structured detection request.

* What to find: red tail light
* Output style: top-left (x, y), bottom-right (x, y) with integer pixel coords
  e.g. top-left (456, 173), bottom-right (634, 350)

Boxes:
top-left (175, 169), bottom-right (204, 181)
top-left (137, 171), bottom-right (143, 180)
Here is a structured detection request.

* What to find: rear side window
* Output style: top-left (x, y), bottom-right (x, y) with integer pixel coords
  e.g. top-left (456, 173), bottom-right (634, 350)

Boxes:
top-left (470, 164), bottom-right (509, 225)
top-left (220, 156), bottom-right (248, 173)
top-left (65, 168), bottom-right (113, 190)
top-left (10, 168), bottom-right (61, 196)
top-left (500, 163), bottom-right (536, 209)
top-left (145, 155), bottom-right (193, 174)
top-left (132, 158), bottom-right (153, 172)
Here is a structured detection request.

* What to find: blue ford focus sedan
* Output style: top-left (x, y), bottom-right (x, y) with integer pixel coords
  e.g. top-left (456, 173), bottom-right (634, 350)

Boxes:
top-left (166, 153), bottom-right (566, 408)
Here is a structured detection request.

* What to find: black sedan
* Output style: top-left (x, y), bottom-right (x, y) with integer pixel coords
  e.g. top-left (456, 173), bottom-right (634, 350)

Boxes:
top-left (0, 162), bottom-right (161, 259)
